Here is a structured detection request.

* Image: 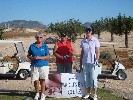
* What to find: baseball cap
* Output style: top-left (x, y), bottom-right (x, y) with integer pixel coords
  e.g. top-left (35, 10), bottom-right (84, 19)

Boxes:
top-left (85, 25), bottom-right (92, 30)
top-left (85, 25), bottom-right (94, 31)
top-left (85, 25), bottom-right (94, 34)
top-left (60, 33), bottom-right (67, 37)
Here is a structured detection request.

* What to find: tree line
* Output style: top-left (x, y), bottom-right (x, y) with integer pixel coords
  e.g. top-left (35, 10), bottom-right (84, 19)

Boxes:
top-left (0, 13), bottom-right (133, 48)
top-left (48, 13), bottom-right (133, 48)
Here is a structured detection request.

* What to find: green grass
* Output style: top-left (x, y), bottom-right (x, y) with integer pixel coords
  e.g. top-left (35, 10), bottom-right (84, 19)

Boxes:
top-left (97, 88), bottom-right (123, 100)
top-left (0, 88), bottom-right (124, 100)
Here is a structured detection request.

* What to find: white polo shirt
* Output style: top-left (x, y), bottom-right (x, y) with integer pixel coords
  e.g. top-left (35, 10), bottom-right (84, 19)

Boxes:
top-left (80, 37), bottom-right (100, 64)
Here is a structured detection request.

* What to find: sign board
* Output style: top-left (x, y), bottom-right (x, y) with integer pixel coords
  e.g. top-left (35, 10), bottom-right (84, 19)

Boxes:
top-left (45, 72), bottom-right (85, 98)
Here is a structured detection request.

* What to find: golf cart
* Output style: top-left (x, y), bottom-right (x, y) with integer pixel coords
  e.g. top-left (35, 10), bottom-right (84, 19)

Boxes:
top-left (0, 40), bottom-right (31, 80)
top-left (98, 43), bottom-right (127, 80)
top-left (75, 42), bottom-right (127, 80)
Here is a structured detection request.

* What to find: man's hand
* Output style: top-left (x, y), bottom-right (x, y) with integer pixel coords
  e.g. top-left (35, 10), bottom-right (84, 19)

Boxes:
top-left (63, 54), bottom-right (70, 59)
top-left (79, 65), bottom-right (83, 72)
top-left (94, 60), bottom-right (99, 66)
top-left (34, 56), bottom-right (41, 60)
top-left (62, 54), bottom-right (73, 60)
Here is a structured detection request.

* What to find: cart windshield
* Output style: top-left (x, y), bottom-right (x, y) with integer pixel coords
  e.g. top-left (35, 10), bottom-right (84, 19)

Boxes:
top-left (14, 42), bottom-right (27, 62)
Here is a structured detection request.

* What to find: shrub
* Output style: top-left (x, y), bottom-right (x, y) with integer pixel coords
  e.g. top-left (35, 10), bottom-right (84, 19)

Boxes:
top-left (100, 51), bottom-right (112, 60)
top-left (129, 56), bottom-right (133, 61)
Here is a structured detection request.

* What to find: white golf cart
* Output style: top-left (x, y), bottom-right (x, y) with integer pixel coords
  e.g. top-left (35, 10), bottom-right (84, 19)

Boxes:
top-left (0, 40), bottom-right (31, 80)
top-left (98, 42), bottom-right (127, 80)
top-left (98, 54), bottom-right (127, 80)
top-left (75, 42), bottom-right (127, 80)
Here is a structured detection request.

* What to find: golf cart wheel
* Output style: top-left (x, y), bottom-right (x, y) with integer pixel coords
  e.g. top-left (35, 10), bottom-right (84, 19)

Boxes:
top-left (17, 70), bottom-right (28, 80)
top-left (116, 69), bottom-right (127, 80)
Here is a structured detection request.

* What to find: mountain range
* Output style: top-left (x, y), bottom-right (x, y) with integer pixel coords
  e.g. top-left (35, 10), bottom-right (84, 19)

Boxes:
top-left (82, 22), bottom-right (91, 28)
top-left (0, 20), bottom-right (47, 29)
top-left (0, 20), bottom-right (91, 30)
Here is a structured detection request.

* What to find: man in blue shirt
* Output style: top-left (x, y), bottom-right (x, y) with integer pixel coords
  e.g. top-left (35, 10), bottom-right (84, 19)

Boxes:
top-left (27, 32), bottom-right (50, 100)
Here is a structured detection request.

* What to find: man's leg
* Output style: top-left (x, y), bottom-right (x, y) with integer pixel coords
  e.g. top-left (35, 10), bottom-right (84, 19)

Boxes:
top-left (31, 67), bottom-right (40, 99)
top-left (40, 79), bottom-right (45, 93)
top-left (34, 80), bottom-right (40, 100)
top-left (93, 88), bottom-right (97, 95)
top-left (34, 80), bottom-right (40, 93)
top-left (87, 87), bottom-right (92, 94)
top-left (39, 66), bottom-right (49, 93)
top-left (39, 66), bottom-right (49, 100)
top-left (56, 63), bottom-right (64, 73)
top-left (83, 63), bottom-right (92, 99)
top-left (91, 64), bottom-right (98, 100)
top-left (40, 79), bottom-right (46, 100)
top-left (64, 62), bottom-right (72, 73)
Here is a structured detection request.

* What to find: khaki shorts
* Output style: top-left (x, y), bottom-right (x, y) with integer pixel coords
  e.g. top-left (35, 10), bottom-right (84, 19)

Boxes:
top-left (31, 66), bottom-right (49, 81)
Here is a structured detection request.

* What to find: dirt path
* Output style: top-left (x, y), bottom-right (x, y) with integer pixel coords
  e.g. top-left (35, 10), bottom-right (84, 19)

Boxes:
top-left (98, 68), bottom-right (133, 100)
top-left (0, 69), bottom-right (133, 99)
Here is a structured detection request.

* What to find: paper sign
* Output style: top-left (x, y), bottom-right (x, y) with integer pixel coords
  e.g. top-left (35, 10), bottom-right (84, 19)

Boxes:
top-left (45, 72), bottom-right (85, 98)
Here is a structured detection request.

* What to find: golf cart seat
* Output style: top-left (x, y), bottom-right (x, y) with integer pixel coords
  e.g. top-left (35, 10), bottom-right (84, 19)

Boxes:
top-left (14, 53), bottom-right (27, 63)
top-left (18, 55), bottom-right (27, 62)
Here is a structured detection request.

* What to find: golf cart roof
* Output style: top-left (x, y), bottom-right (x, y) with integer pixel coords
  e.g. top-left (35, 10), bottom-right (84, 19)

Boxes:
top-left (0, 40), bottom-right (22, 44)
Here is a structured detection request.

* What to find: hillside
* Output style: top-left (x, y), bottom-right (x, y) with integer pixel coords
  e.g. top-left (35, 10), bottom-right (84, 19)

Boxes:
top-left (82, 22), bottom-right (91, 27)
top-left (0, 20), bottom-right (47, 29)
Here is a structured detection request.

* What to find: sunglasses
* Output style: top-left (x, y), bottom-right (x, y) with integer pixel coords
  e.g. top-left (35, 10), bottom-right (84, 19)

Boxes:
top-left (61, 37), bottom-right (67, 39)
top-left (36, 37), bottom-right (42, 38)
top-left (86, 31), bottom-right (91, 34)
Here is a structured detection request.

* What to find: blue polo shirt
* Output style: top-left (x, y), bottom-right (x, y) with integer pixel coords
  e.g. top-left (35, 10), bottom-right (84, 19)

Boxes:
top-left (28, 42), bottom-right (50, 67)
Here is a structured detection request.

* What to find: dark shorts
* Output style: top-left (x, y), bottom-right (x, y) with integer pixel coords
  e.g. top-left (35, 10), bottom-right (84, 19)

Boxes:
top-left (56, 62), bottom-right (73, 73)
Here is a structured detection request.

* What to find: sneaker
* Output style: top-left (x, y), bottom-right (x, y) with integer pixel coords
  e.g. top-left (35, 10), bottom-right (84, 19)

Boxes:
top-left (83, 93), bottom-right (91, 99)
top-left (93, 94), bottom-right (97, 100)
top-left (34, 93), bottom-right (39, 100)
top-left (40, 93), bottom-right (46, 100)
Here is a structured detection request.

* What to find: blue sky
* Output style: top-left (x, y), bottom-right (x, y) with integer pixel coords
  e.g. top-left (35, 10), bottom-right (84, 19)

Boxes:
top-left (0, 0), bottom-right (133, 25)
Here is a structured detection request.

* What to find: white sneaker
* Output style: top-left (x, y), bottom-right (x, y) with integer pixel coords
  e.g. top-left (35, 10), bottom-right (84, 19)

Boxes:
top-left (40, 93), bottom-right (46, 100)
top-left (83, 93), bottom-right (91, 99)
top-left (93, 94), bottom-right (97, 100)
top-left (34, 93), bottom-right (39, 100)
